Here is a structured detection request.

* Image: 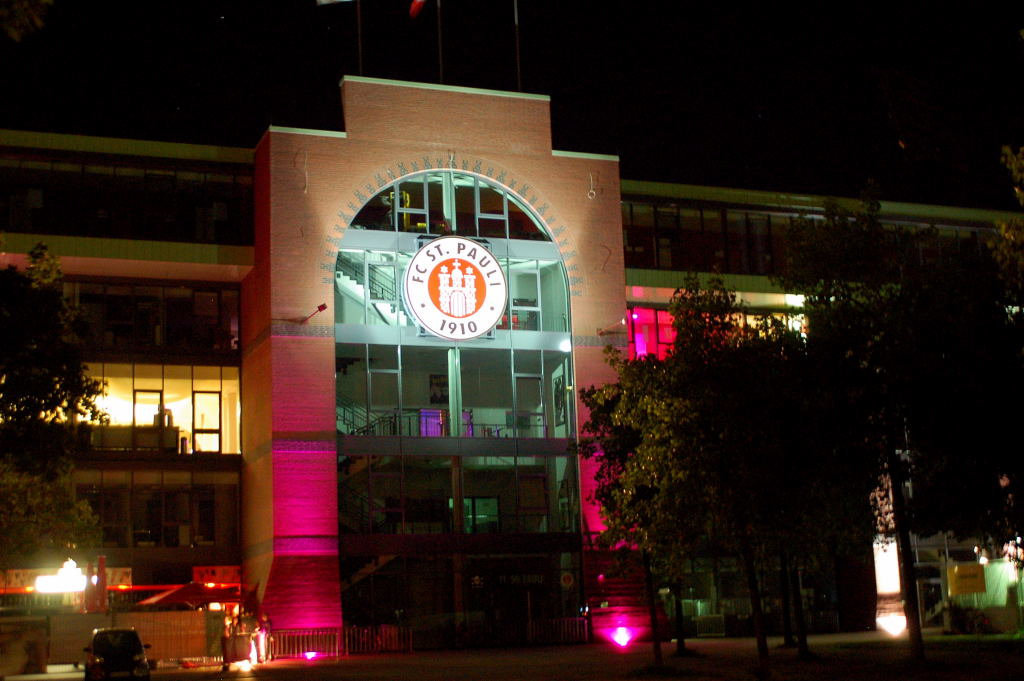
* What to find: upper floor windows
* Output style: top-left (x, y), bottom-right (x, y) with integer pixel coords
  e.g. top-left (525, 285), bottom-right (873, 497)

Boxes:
top-left (622, 201), bottom-right (783, 275)
top-left (0, 158), bottom-right (252, 245)
top-left (86, 362), bottom-right (240, 455)
top-left (65, 282), bottom-right (240, 355)
top-left (622, 199), bottom-right (991, 276)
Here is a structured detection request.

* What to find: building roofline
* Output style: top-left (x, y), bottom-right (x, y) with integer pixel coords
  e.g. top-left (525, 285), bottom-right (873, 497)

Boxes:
top-left (552, 149), bottom-right (619, 162)
top-left (0, 128), bottom-right (253, 165)
top-left (340, 75), bottom-right (550, 102)
top-left (620, 179), bottom-right (1022, 224)
top-left (267, 126), bottom-right (347, 139)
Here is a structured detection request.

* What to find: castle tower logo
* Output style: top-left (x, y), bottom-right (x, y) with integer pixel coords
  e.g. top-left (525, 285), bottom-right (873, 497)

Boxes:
top-left (404, 236), bottom-right (508, 341)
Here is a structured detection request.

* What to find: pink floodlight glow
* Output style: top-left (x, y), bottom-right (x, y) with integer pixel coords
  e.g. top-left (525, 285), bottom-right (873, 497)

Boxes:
top-left (611, 627), bottom-right (633, 647)
top-left (303, 651), bottom-right (318, 660)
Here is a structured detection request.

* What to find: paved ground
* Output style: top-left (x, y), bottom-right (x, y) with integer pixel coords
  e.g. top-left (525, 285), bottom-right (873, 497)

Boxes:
top-left (10, 630), bottom-right (1024, 681)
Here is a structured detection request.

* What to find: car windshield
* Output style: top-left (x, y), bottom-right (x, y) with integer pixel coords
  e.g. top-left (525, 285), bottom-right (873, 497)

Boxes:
top-left (93, 631), bottom-right (143, 656)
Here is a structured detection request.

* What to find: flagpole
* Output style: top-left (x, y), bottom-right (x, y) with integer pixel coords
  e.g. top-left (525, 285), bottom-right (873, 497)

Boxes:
top-left (513, 0), bottom-right (521, 91)
top-left (436, 0), bottom-right (444, 84)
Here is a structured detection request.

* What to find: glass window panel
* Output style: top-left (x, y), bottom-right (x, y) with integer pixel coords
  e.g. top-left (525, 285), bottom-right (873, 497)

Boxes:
top-left (337, 344), bottom-right (368, 434)
top-left (453, 179), bottom-right (475, 235)
top-left (221, 367), bottom-right (240, 454)
top-left (135, 364), bottom-right (163, 391)
top-left (218, 289), bottom-right (239, 350)
top-left (193, 291), bottom-right (219, 348)
top-left (102, 470), bottom-right (130, 486)
top-left (632, 203), bottom-right (654, 228)
top-left (461, 349), bottom-right (512, 438)
top-left (77, 283), bottom-right (106, 346)
top-left (131, 488), bottom-right (162, 546)
top-left (514, 375), bottom-right (544, 438)
top-left (478, 216), bottom-right (506, 239)
top-left (133, 286), bottom-right (162, 347)
top-left (544, 351), bottom-right (572, 436)
top-left (194, 392), bottom-right (221, 429)
top-left (368, 344), bottom-right (399, 371)
top-left (678, 208), bottom-right (704, 270)
top-left (508, 194), bottom-right (544, 240)
top-left (352, 192), bottom-right (393, 231)
top-left (134, 390), bottom-right (162, 427)
top-left (514, 349), bottom-right (542, 376)
top-left (704, 208), bottom-right (726, 272)
top-left (426, 173), bottom-right (450, 234)
top-left (749, 214), bottom-right (771, 274)
top-left (655, 205), bottom-right (677, 229)
top-left (194, 365), bottom-right (221, 391)
top-left (726, 211), bottom-right (749, 273)
top-left (105, 285), bottom-right (133, 348)
top-left (538, 261), bottom-right (568, 332)
top-left (477, 184), bottom-right (505, 216)
top-left (164, 287), bottom-right (193, 350)
top-left (630, 307), bottom-right (657, 359)
top-left (339, 455), bottom-right (370, 533)
top-left (194, 432), bottom-right (221, 453)
top-left (193, 486), bottom-right (215, 544)
top-left (404, 456), bottom-right (452, 534)
top-left (399, 178), bottom-right (425, 211)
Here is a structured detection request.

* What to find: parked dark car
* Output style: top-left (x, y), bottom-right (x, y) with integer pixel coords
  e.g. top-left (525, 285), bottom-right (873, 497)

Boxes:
top-left (83, 628), bottom-right (151, 681)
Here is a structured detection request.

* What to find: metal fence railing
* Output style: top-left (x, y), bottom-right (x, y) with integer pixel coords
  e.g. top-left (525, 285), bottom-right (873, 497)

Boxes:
top-left (269, 628), bottom-right (343, 659)
top-left (344, 625), bottom-right (413, 654)
top-left (526, 617), bottom-right (588, 644)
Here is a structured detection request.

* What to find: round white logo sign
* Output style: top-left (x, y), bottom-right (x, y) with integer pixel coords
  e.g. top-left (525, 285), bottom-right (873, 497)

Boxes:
top-left (403, 236), bottom-right (508, 341)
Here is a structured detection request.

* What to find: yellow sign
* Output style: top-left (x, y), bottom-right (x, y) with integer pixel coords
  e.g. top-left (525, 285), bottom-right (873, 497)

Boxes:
top-left (948, 563), bottom-right (986, 596)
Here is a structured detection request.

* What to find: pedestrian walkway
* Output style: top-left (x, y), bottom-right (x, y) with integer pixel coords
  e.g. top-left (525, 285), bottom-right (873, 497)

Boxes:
top-left (7, 630), bottom-right (1019, 681)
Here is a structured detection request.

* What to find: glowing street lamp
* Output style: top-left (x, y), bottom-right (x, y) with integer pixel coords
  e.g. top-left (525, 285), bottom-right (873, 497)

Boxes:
top-left (34, 559), bottom-right (87, 593)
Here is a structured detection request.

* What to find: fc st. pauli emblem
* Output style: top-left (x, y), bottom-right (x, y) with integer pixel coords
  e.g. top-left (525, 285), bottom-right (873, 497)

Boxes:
top-left (403, 236), bottom-right (508, 341)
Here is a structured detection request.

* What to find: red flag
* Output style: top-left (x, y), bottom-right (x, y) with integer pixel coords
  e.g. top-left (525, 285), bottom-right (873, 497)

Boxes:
top-left (409, 0), bottom-right (427, 18)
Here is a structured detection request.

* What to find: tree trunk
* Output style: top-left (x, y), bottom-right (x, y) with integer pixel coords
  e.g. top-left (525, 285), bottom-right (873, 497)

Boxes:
top-left (672, 584), bottom-right (689, 656)
top-left (789, 565), bottom-right (810, 659)
top-left (888, 451), bottom-right (925, 661)
top-left (779, 551), bottom-right (795, 647)
top-left (739, 534), bottom-right (770, 680)
top-left (642, 550), bottom-right (663, 667)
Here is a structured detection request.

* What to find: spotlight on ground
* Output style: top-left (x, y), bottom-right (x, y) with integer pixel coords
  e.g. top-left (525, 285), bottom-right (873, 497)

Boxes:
top-left (611, 627), bottom-right (633, 647)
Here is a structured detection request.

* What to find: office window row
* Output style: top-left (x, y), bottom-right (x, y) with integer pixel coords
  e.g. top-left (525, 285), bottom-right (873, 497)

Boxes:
top-left (0, 158), bottom-right (252, 244)
top-left (86, 363), bottom-right (240, 455)
top-left (622, 202), bottom-right (784, 275)
top-left (339, 454), bottom-right (579, 535)
top-left (73, 469), bottom-right (238, 549)
top-left (66, 282), bottom-right (240, 353)
top-left (627, 305), bottom-right (806, 360)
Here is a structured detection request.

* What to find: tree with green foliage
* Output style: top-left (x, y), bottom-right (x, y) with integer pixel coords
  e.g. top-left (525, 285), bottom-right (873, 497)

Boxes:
top-left (0, 461), bottom-right (100, 568)
top-left (778, 196), bottom-right (1024, 660)
top-left (581, 274), bottom-right (875, 679)
top-left (0, 243), bottom-right (104, 560)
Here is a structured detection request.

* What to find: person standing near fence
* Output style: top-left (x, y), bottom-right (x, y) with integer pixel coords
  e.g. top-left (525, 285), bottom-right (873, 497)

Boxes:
top-left (256, 613), bottom-right (272, 663)
top-left (220, 615), bottom-right (234, 671)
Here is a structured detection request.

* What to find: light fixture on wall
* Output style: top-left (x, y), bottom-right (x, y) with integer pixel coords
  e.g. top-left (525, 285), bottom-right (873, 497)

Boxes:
top-left (297, 303), bottom-right (328, 324)
top-left (272, 303), bottom-right (327, 323)
top-left (596, 318), bottom-right (627, 336)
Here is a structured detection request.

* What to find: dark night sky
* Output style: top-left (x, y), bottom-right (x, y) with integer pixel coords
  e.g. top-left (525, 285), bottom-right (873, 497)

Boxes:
top-left (3, 1), bottom-right (1024, 210)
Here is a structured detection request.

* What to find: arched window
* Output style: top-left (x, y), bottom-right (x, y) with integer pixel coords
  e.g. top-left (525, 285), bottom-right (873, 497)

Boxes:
top-left (335, 171), bottom-right (573, 440)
